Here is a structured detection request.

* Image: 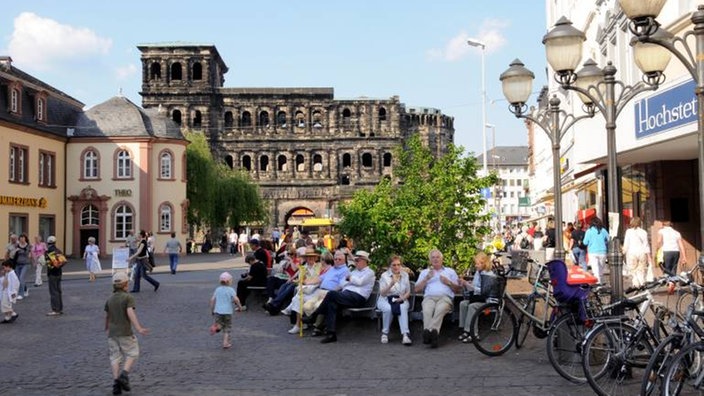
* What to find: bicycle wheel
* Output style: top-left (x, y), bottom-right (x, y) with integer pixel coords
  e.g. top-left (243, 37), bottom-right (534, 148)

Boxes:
top-left (641, 333), bottom-right (685, 396)
top-left (675, 290), bottom-right (696, 319)
top-left (582, 321), bottom-right (654, 396)
top-left (515, 295), bottom-right (535, 349)
top-left (663, 341), bottom-right (704, 396)
top-left (469, 302), bottom-right (517, 357)
top-left (546, 312), bottom-right (589, 384)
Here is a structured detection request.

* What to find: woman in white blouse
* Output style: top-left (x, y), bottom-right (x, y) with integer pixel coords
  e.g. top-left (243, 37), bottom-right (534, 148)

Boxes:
top-left (622, 217), bottom-right (651, 288)
top-left (657, 220), bottom-right (686, 276)
top-left (377, 255), bottom-right (412, 345)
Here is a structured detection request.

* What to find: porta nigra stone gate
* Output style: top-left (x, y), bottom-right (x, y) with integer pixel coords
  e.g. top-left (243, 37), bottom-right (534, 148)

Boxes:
top-left (138, 43), bottom-right (455, 228)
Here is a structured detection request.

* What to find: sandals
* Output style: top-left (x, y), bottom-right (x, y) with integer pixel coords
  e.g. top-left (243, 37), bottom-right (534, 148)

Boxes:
top-left (458, 331), bottom-right (471, 341)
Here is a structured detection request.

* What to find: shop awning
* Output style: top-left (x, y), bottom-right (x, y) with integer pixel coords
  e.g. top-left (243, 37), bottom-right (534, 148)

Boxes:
top-left (301, 218), bottom-right (335, 227)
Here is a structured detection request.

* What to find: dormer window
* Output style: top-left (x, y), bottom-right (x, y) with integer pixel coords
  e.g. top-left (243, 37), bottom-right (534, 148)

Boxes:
top-left (9, 86), bottom-right (21, 115)
top-left (36, 93), bottom-right (47, 123)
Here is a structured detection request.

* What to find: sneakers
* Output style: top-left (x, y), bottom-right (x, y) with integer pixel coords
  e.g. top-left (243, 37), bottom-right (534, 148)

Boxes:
top-left (24, 290), bottom-right (29, 297)
top-left (288, 325), bottom-right (301, 334)
top-left (381, 334), bottom-right (389, 344)
top-left (16, 295), bottom-right (23, 301)
top-left (46, 311), bottom-right (61, 316)
top-left (402, 333), bottom-right (413, 345)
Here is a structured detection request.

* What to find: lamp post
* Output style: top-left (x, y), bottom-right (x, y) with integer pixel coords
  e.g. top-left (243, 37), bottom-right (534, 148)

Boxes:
top-left (620, 1), bottom-right (704, 267)
top-left (542, 16), bottom-right (668, 300)
top-left (468, 38), bottom-right (488, 176)
top-left (500, 59), bottom-right (595, 260)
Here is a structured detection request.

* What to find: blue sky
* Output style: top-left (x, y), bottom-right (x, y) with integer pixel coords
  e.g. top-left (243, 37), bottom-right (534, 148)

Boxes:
top-left (0, 1), bottom-right (548, 158)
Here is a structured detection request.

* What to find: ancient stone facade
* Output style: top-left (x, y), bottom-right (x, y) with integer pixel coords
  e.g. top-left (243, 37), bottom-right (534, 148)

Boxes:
top-left (138, 43), bottom-right (455, 227)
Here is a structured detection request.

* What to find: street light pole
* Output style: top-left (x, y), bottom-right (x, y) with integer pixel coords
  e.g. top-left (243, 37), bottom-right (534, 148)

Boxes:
top-left (500, 59), bottom-right (595, 260)
top-left (542, 17), bottom-right (667, 300)
top-left (468, 38), bottom-right (488, 175)
top-left (620, 2), bottom-right (704, 266)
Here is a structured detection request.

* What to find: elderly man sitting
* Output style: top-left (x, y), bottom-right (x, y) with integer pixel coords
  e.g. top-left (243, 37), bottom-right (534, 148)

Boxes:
top-left (305, 250), bottom-right (375, 343)
top-left (415, 249), bottom-right (460, 348)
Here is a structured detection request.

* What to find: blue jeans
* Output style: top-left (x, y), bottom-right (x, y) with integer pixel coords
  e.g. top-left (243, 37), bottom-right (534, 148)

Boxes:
top-left (15, 264), bottom-right (29, 294)
top-left (131, 259), bottom-right (159, 292)
top-left (169, 253), bottom-right (179, 274)
top-left (572, 247), bottom-right (587, 270)
top-left (270, 282), bottom-right (296, 309)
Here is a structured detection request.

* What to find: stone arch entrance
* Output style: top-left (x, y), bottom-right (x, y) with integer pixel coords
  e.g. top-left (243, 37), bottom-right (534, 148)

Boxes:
top-left (284, 207), bottom-right (316, 229)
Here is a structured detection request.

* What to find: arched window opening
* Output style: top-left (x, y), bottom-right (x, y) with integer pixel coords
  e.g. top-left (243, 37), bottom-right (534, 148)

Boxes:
top-left (342, 153), bottom-right (351, 168)
top-left (379, 107), bottom-right (387, 121)
top-left (192, 62), bottom-right (202, 80)
top-left (241, 111), bottom-right (252, 127)
top-left (312, 111), bottom-right (322, 128)
top-left (295, 111), bottom-right (305, 128)
top-left (342, 108), bottom-right (351, 127)
top-left (114, 204), bottom-right (133, 239)
top-left (278, 155), bottom-right (287, 171)
top-left (362, 153), bottom-right (373, 168)
top-left (295, 154), bottom-right (305, 172)
top-left (160, 151), bottom-right (173, 178)
top-left (193, 110), bottom-right (202, 128)
top-left (150, 62), bottom-right (161, 80)
top-left (224, 111), bottom-right (233, 128)
top-left (277, 111), bottom-right (287, 127)
top-left (159, 204), bottom-right (172, 232)
top-left (224, 155), bottom-right (234, 169)
top-left (383, 153), bottom-right (392, 167)
top-left (242, 155), bottom-right (252, 171)
top-left (259, 111), bottom-right (269, 127)
top-left (83, 150), bottom-right (99, 179)
top-left (171, 62), bottom-right (182, 80)
top-left (81, 205), bottom-right (99, 226)
top-left (260, 155), bottom-right (269, 171)
top-left (313, 154), bottom-right (323, 171)
top-left (341, 175), bottom-right (350, 185)
top-left (172, 109), bottom-right (182, 125)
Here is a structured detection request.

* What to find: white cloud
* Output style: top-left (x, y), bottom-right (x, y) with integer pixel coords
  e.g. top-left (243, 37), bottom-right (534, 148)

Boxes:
top-left (115, 63), bottom-right (138, 80)
top-left (427, 18), bottom-right (509, 62)
top-left (8, 12), bottom-right (112, 70)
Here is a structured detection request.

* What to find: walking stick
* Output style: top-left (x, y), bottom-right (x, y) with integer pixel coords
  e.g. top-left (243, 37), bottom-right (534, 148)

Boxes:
top-left (298, 267), bottom-right (305, 337)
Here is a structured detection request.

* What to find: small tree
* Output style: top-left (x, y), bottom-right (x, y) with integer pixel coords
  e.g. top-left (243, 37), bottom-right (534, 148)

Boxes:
top-left (338, 135), bottom-right (496, 274)
top-left (185, 131), bottom-right (267, 230)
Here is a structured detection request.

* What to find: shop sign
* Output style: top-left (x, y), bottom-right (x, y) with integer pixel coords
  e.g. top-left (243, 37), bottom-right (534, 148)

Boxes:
top-left (0, 196), bottom-right (47, 208)
top-left (114, 189), bottom-right (132, 197)
top-left (634, 79), bottom-right (697, 139)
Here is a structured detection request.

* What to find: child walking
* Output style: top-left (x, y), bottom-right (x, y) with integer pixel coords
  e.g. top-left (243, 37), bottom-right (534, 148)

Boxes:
top-left (209, 272), bottom-right (242, 349)
top-left (105, 272), bottom-right (149, 395)
top-left (1, 259), bottom-right (20, 323)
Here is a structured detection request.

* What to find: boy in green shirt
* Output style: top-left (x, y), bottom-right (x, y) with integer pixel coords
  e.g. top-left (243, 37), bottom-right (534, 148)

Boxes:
top-left (105, 271), bottom-right (149, 395)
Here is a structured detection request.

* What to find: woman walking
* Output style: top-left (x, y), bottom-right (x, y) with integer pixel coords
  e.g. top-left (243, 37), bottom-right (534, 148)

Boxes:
top-left (128, 231), bottom-right (160, 293)
top-left (13, 234), bottom-right (31, 300)
top-left (583, 217), bottom-right (610, 284)
top-left (657, 220), bottom-right (686, 276)
top-left (31, 235), bottom-right (47, 287)
top-left (83, 237), bottom-right (101, 282)
top-left (622, 217), bottom-right (651, 288)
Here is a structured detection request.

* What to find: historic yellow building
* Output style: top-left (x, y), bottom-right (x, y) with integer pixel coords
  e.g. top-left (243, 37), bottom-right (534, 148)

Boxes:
top-left (0, 56), bottom-right (188, 257)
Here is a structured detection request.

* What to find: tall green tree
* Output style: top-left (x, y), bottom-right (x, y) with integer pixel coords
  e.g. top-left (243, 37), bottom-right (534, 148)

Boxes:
top-left (338, 135), bottom-right (496, 273)
top-left (185, 132), bottom-right (267, 230)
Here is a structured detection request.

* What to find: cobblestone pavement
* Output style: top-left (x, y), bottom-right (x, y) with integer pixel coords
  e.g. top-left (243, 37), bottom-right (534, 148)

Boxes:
top-left (3, 253), bottom-right (600, 396)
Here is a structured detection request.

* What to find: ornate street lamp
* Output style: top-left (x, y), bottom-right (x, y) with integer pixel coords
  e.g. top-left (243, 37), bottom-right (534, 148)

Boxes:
top-left (500, 59), bottom-right (595, 260)
top-left (621, 2), bottom-right (704, 267)
top-left (543, 17), bottom-right (668, 300)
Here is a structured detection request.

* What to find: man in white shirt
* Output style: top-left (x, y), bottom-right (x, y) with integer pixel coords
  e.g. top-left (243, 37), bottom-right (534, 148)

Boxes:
top-left (307, 250), bottom-right (375, 344)
top-left (415, 249), bottom-right (460, 348)
top-left (227, 229), bottom-right (238, 255)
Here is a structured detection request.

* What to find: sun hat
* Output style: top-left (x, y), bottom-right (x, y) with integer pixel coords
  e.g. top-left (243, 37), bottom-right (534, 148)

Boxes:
top-left (302, 247), bottom-right (320, 257)
top-left (112, 272), bottom-right (129, 284)
top-left (354, 250), bottom-right (371, 261)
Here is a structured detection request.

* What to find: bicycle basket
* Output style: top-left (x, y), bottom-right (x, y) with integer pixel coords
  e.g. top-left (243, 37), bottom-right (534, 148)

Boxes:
top-left (510, 250), bottom-right (530, 274)
top-left (480, 274), bottom-right (506, 299)
top-left (528, 261), bottom-right (550, 285)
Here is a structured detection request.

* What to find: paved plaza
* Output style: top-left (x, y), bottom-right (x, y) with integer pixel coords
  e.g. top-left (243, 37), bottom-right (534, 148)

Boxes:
top-left (2, 253), bottom-right (598, 396)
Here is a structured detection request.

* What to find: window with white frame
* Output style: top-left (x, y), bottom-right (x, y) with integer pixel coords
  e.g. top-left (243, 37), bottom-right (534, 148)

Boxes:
top-left (159, 204), bottom-right (172, 232)
top-left (81, 205), bottom-right (99, 226)
top-left (116, 150), bottom-right (132, 178)
top-left (38, 151), bottom-right (55, 187)
top-left (160, 151), bottom-right (172, 179)
top-left (83, 150), bottom-right (99, 179)
top-left (114, 204), bottom-right (133, 239)
top-left (10, 88), bottom-right (19, 113)
top-left (36, 97), bottom-right (45, 121)
top-left (9, 144), bottom-right (28, 183)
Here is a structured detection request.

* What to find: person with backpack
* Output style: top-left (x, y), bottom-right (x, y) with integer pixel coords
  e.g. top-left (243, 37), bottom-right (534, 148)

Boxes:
top-left (570, 221), bottom-right (587, 270)
top-left (513, 225), bottom-right (532, 251)
top-left (582, 217), bottom-right (610, 284)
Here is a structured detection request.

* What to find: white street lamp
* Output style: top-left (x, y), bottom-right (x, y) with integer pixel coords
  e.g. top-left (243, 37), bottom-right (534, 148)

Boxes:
top-left (468, 38), bottom-right (488, 175)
